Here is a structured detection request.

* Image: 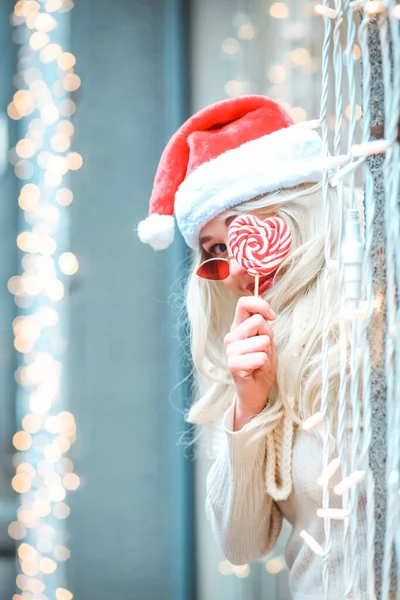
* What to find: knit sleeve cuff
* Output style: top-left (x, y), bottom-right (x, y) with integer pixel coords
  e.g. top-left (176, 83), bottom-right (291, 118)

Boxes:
top-left (222, 401), bottom-right (266, 466)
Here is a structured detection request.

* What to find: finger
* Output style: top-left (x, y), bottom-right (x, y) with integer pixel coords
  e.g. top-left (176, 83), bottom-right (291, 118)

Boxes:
top-left (226, 335), bottom-right (271, 357)
top-left (225, 314), bottom-right (275, 344)
top-left (228, 352), bottom-right (270, 378)
top-left (231, 296), bottom-right (276, 331)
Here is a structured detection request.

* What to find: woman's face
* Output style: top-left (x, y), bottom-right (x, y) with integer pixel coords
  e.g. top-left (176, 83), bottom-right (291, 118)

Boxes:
top-left (199, 212), bottom-right (275, 296)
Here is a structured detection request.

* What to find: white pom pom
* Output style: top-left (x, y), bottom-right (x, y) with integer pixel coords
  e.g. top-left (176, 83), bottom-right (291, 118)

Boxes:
top-left (137, 214), bottom-right (175, 250)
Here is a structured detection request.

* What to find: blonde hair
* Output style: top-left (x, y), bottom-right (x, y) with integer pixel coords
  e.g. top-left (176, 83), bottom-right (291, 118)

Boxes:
top-left (185, 182), bottom-right (352, 444)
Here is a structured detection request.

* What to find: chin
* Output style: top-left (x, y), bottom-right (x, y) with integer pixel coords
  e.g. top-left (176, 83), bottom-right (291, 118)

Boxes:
top-left (233, 288), bottom-right (252, 298)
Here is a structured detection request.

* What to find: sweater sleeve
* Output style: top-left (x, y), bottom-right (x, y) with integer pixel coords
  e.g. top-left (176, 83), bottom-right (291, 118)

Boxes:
top-left (205, 401), bottom-right (283, 565)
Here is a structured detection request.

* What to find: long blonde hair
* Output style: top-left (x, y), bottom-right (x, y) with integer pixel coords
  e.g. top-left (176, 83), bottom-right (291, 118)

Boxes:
top-left (185, 182), bottom-right (351, 442)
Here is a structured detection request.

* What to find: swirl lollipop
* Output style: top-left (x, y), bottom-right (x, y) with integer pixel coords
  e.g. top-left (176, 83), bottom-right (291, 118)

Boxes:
top-left (228, 215), bottom-right (292, 297)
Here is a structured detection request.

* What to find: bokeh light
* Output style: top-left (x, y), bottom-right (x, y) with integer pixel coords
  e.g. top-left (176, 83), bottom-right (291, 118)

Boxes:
top-left (221, 38), bottom-right (239, 55)
top-left (270, 2), bottom-right (289, 18)
top-left (9, 4), bottom-right (80, 598)
top-left (57, 51), bottom-right (76, 69)
top-left (56, 188), bottom-right (73, 206)
top-left (238, 23), bottom-right (255, 40)
top-left (59, 252), bottom-right (79, 275)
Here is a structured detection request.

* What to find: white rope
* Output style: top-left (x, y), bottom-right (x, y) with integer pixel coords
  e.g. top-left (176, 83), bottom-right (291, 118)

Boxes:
top-left (319, 3), bottom-right (335, 597)
top-left (333, 0), bottom-right (345, 158)
top-left (305, 0), bottom-right (399, 596)
top-left (317, 1), bottom-right (392, 597)
top-left (357, 9), bottom-right (378, 598)
top-left (343, 4), bottom-right (365, 598)
top-left (378, 2), bottom-right (400, 597)
top-left (330, 2), bottom-right (355, 597)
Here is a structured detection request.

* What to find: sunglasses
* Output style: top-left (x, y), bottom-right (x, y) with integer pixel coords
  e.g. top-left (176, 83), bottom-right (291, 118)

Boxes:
top-left (196, 257), bottom-right (231, 281)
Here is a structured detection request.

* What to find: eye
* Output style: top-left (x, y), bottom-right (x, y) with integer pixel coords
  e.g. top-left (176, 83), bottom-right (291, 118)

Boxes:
top-left (207, 243), bottom-right (228, 257)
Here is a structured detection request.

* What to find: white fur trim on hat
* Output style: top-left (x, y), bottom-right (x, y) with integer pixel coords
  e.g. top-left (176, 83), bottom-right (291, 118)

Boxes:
top-left (138, 214), bottom-right (175, 250)
top-left (175, 126), bottom-right (327, 249)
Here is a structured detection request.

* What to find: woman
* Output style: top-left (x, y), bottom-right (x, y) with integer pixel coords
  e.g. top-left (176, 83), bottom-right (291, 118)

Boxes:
top-left (138, 95), bottom-right (367, 599)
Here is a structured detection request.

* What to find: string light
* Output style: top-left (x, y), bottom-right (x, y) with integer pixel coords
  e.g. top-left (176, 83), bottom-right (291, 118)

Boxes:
top-left (330, 156), bottom-right (366, 187)
top-left (344, 44), bottom-right (361, 61)
top-left (301, 411), bottom-right (324, 430)
top-left (364, 1), bottom-right (385, 16)
top-left (314, 4), bottom-right (339, 19)
top-left (300, 530), bottom-right (325, 556)
top-left (351, 139), bottom-right (391, 157)
top-left (8, 1), bottom-right (80, 598)
top-left (317, 457), bottom-right (341, 486)
top-left (334, 470), bottom-right (366, 495)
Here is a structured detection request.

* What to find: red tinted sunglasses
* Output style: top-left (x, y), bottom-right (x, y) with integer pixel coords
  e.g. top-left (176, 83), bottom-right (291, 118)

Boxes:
top-left (196, 257), bottom-right (230, 281)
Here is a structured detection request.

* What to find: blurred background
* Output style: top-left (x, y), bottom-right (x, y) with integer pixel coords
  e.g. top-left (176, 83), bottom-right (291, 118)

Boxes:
top-left (0, 1), bottom-right (362, 599)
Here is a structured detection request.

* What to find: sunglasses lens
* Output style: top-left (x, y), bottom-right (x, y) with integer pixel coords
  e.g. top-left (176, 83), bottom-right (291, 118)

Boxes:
top-left (196, 259), bottom-right (230, 280)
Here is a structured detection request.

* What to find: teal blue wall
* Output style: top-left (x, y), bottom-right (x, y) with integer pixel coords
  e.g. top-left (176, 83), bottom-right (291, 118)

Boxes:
top-left (67, 1), bottom-right (194, 599)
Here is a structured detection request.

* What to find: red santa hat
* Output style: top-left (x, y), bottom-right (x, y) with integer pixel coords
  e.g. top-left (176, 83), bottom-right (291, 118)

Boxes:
top-left (138, 95), bottom-right (325, 250)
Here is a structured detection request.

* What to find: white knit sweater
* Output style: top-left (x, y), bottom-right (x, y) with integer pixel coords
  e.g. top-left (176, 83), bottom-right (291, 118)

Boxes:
top-left (205, 402), bottom-right (369, 599)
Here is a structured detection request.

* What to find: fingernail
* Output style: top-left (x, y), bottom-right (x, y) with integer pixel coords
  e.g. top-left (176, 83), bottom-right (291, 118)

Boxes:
top-left (270, 309), bottom-right (276, 319)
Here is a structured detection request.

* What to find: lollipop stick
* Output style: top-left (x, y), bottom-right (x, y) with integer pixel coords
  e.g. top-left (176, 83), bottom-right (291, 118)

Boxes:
top-left (254, 273), bottom-right (260, 298)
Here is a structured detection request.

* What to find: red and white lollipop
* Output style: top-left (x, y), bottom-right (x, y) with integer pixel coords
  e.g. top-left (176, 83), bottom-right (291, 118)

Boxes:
top-left (228, 215), bottom-right (292, 297)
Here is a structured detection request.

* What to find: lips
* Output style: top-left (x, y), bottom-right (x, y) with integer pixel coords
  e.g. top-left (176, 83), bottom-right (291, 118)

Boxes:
top-left (246, 274), bottom-right (275, 295)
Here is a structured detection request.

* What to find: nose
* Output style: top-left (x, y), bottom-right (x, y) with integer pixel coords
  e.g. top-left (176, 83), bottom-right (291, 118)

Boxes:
top-left (229, 257), bottom-right (248, 278)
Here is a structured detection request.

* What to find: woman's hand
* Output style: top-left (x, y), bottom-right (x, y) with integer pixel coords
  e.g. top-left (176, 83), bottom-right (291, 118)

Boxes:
top-left (224, 296), bottom-right (277, 430)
